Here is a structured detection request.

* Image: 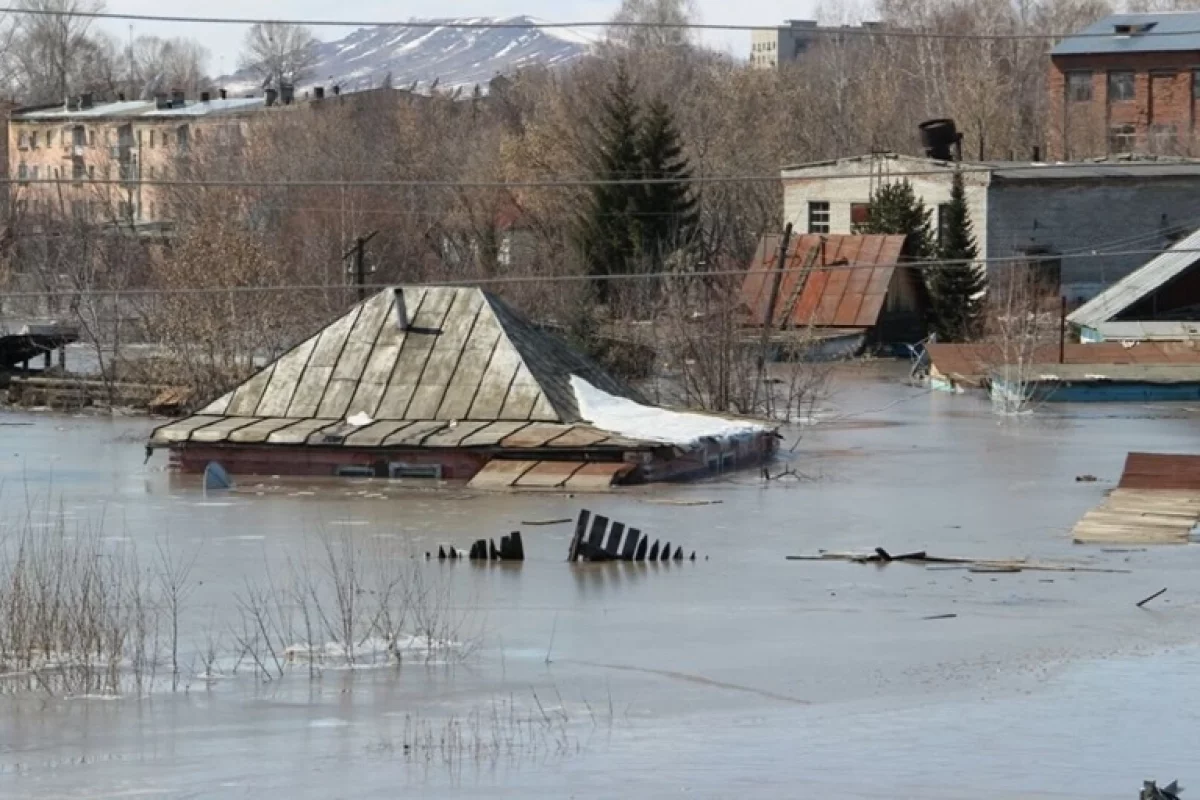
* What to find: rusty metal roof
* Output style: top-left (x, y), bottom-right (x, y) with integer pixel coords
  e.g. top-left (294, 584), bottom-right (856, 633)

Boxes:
top-left (741, 234), bottom-right (906, 329)
top-left (928, 341), bottom-right (1200, 383)
top-left (1118, 452), bottom-right (1200, 491)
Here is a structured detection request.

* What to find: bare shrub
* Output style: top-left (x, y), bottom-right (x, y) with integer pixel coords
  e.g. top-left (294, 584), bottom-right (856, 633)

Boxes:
top-left (985, 263), bottom-right (1061, 414)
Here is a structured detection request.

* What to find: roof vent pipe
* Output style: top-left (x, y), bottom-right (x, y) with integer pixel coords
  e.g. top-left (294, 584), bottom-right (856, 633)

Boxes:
top-left (918, 118), bottom-right (962, 162)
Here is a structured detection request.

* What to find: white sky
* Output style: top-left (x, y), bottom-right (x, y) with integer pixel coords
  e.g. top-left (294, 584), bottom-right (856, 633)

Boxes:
top-left (95, 0), bottom-right (820, 77)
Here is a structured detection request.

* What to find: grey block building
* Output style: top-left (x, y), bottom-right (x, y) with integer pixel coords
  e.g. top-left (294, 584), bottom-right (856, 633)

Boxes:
top-left (781, 152), bottom-right (1200, 302)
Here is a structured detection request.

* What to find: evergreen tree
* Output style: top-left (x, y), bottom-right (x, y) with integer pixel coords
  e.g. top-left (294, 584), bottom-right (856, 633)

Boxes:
top-left (929, 170), bottom-right (986, 342)
top-left (577, 62), bottom-right (642, 302)
top-left (856, 179), bottom-right (935, 260)
top-left (635, 97), bottom-right (697, 271)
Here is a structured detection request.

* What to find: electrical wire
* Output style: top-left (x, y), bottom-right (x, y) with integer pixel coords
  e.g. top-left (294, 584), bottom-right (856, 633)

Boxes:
top-left (0, 5), bottom-right (1189, 42)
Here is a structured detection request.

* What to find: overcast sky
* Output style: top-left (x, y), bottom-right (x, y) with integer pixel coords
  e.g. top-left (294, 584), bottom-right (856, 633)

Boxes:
top-left (95, 0), bottom-right (821, 76)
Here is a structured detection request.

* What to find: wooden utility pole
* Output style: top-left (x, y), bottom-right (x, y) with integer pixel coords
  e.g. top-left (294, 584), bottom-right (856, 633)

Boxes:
top-left (343, 231), bottom-right (379, 300)
top-left (753, 222), bottom-right (793, 413)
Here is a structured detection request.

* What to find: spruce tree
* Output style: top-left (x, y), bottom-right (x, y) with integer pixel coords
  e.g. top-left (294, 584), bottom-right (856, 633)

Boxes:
top-left (577, 62), bottom-right (642, 302)
top-left (635, 97), bottom-right (697, 269)
top-left (930, 170), bottom-right (986, 341)
top-left (856, 179), bottom-right (935, 260)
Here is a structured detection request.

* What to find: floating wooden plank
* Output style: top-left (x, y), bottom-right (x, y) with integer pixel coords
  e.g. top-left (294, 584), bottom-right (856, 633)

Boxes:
top-left (514, 460), bottom-right (585, 488)
top-left (466, 459), bottom-right (539, 489)
top-left (1072, 488), bottom-right (1200, 545)
top-left (604, 522), bottom-right (625, 558)
top-left (785, 549), bottom-right (1131, 573)
top-left (568, 509), bottom-right (591, 562)
top-left (564, 462), bottom-right (636, 491)
top-left (621, 528), bottom-right (641, 560)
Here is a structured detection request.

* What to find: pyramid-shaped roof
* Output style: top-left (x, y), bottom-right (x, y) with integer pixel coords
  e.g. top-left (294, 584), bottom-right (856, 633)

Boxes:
top-left (193, 285), bottom-right (641, 425)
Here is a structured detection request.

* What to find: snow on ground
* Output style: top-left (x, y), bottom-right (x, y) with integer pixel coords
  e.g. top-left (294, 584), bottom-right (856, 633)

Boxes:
top-left (570, 376), bottom-right (769, 447)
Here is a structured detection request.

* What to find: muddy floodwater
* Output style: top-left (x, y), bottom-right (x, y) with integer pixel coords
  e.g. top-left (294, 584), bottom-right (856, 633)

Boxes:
top-left (3, 363), bottom-right (1200, 798)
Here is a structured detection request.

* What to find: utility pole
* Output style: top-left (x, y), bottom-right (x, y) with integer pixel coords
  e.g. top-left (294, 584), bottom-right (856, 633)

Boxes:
top-left (343, 231), bottom-right (378, 300)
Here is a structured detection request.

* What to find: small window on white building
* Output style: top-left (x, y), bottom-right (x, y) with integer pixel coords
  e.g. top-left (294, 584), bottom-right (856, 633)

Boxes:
top-left (807, 201), bottom-right (830, 234)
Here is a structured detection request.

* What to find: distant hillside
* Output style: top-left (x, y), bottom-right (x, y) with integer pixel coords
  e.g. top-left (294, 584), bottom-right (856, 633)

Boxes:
top-left (220, 16), bottom-right (597, 95)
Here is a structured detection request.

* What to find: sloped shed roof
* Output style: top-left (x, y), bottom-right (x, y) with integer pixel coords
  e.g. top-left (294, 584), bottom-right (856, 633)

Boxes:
top-left (187, 285), bottom-right (640, 426)
top-left (1052, 13), bottom-right (1200, 56)
top-left (741, 234), bottom-right (907, 328)
top-left (1068, 226), bottom-right (1200, 329)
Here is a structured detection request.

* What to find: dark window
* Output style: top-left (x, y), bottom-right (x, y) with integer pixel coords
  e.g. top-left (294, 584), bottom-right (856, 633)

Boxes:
top-left (807, 201), bottom-right (830, 233)
top-left (149, 130), bottom-right (155, 148)
top-left (17, 163), bottom-right (27, 182)
top-left (1108, 70), bottom-right (1135, 102)
top-left (71, 158), bottom-right (85, 182)
top-left (1108, 124), bottom-right (1136, 153)
top-left (1067, 71), bottom-right (1093, 102)
top-left (850, 202), bottom-right (870, 227)
top-left (72, 125), bottom-right (85, 146)
top-left (177, 125), bottom-right (189, 150)
top-left (46, 130), bottom-right (54, 147)
top-left (29, 131), bottom-right (38, 149)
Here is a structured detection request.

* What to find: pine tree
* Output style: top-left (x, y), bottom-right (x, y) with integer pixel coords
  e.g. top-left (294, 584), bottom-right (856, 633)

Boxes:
top-left (856, 179), bottom-right (935, 260)
top-left (577, 62), bottom-right (642, 301)
top-left (635, 97), bottom-right (697, 271)
top-left (930, 170), bottom-right (986, 341)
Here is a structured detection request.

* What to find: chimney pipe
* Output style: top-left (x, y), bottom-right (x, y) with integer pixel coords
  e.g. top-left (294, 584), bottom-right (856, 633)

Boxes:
top-left (171, 89), bottom-right (185, 108)
top-left (314, 85), bottom-right (325, 100)
top-left (280, 82), bottom-right (295, 105)
top-left (200, 91), bottom-right (210, 103)
top-left (333, 84), bottom-right (341, 95)
top-left (219, 88), bottom-right (227, 100)
top-left (117, 91), bottom-right (126, 102)
top-left (264, 87), bottom-right (277, 107)
top-left (154, 93), bottom-right (170, 110)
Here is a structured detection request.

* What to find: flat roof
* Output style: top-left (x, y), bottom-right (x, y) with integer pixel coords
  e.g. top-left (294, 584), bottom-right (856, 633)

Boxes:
top-left (1052, 12), bottom-right (1200, 57)
top-left (781, 152), bottom-right (1200, 181)
top-left (12, 96), bottom-right (266, 121)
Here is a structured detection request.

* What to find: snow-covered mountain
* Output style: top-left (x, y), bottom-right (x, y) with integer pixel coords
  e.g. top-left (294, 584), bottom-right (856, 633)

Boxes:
top-left (221, 16), bottom-right (598, 96)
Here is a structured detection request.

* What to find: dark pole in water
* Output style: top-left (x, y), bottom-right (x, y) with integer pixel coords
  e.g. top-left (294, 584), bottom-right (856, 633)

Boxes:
top-left (1059, 295), bottom-right (1067, 364)
top-left (754, 222), bottom-right (793, 411)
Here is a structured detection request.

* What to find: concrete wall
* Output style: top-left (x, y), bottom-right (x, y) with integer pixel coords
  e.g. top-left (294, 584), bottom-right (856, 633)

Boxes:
top-left (987, 178), bottom-right (1200, 301)
top-left (782, 157), bottom-right (990, 256)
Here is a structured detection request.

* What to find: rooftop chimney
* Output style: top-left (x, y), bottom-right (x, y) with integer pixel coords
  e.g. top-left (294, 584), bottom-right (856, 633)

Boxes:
top-left (313, 85), bottom-right (325, 100)
top-left (280, 82), bottom-right (295, 105)
top-left (200, 91), bottom-right (211, 102)
top-left (80, 92), bottom-right (93, 109)
top-left (333, 84), bottom-right (341, 96)
top-left (219, 88), bottom-right (227, 100)
top-left (264, 87), bottom-right (278, 107)
top-left (118, 91), bottom-right (126, 102)
top-left (171, 89), bottom-right (185, 108)
top-left (154, 93), bottom-right (170, 110)
top-left (918, 118), bottom-right (962, 162)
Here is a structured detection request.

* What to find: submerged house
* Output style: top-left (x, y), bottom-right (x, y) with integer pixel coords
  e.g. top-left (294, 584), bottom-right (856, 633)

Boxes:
top-left (148, 286), bottom-right (777, 488)
top-left (1068, 226), bottom-right (1200, 342)
top-left (740, 233), bottom-right (928, 356)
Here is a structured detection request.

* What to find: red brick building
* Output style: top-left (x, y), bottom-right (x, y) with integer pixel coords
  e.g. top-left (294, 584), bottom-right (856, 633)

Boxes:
top-left (1049, 13), bottom-right (1200, 160)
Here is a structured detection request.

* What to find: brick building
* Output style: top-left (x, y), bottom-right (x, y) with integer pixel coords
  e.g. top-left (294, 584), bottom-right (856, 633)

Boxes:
top-left (1049, 12), bottom-right (1200, 160)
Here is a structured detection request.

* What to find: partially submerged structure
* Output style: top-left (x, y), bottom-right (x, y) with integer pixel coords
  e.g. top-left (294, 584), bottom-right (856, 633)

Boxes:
top-left (740, 233), bottom-right (927, 356)
top-left (1068, 226), bottom-right (1200, 342)
top-left (148, 286), bottom-right (777, 488)
top-left (1072, 452), bottom-right (1200, 545)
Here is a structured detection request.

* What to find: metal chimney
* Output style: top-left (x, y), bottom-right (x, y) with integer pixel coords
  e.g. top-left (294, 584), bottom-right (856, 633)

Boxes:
top-left (264, 87), bottom-right (277, 107)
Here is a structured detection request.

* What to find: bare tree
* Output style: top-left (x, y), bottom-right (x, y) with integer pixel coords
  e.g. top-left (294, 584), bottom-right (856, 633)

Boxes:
top-left (9, 0), bottom-right (105, 102)
top-left (609, 0), bottom-right (698, 49)
top-left (130, 35), bottom-right (211, 99)
top-left (239, 22), bottom-right (318, 88)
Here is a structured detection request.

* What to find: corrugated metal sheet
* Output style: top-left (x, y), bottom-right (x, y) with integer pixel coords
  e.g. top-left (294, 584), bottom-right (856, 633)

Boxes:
top-left (1089, 321), bottom-right (1200, 341)
top-left (928, 342), bottom-right (1200, 383)
top-left (1052, 13), bottom-right (1200, 56)
top-left (1068, 225), bottom-right (1200, 328)
top-left (1119, 452), bottom-right (1200, 491)
top-left (741, 234), bottom-right (906, 329)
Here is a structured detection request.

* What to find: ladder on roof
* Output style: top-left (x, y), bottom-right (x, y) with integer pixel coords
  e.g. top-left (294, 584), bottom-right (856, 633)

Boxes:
top-left (776, 243), bottom-right (820, 329)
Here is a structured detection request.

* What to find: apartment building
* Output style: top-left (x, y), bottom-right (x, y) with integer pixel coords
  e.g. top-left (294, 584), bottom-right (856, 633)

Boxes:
top-left (1050, 12), bottom-right (1200, 159)
top-left (8, 91), bottom-right (265, 225)
top-left (749, 19), bottom-right (885, 69)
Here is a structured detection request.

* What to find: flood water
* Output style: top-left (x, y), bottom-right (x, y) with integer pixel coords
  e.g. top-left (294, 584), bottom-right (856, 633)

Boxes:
top-left (3, 362), bottom-right (1200, 798)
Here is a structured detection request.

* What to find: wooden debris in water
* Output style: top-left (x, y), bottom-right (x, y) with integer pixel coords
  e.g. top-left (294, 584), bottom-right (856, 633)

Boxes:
top-left (785, 548), bottom-right (1130, 574)
top-left (1136, 587), bottom-right (1168, 608)
top-left (521, 518), bottom-right (572, 526)
top-left (566, 508), bottom-right (701, 563)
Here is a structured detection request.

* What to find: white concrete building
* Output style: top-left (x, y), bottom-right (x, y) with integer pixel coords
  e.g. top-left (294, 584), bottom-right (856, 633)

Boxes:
top-left (749, 19), bottom-right (886, 70)
top-left (781, 153), bottom-right (1200, 302)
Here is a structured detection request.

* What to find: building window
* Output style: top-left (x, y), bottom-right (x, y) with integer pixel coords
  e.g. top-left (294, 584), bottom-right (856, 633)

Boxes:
top-left (30, 166), bottom-right (38, 180)
top-left (137, 130), bottom-right (143, 147)
top-left (850, 202), bottom-right (870, 227)
top-left (72, 125), bottom-right (85, 147)
top-left (937, 203), bottom-right (951, 244)
top-left (162, 130), bottom-right (171, 147)
top-left (1066, 71), bottom-right (1093, 102)
top-left (87, 165), bottom-right (94, 180)
top-left (17, 131), bottom-right (27, 149)
top-left (807, 201), bottom-right (830, 233)
top-left (176, 125), bottom-right (188, 150)
top-left (30, 131), bottom-right (39, 149)
top-left (1108, 124), bottom-right (1136, 152)
top-left (149, 130), bottom-right (155, 148)
top-left (148, 166), bottom-right (155, 178)
top-left (1108, 70), bottom-right (1135, 102)
top-left (46, 130), bottom-right (54, 147)
top-left (72, 158), bottom-right (85, 182)
top-left (88, 129), bottom-right (94, 146)
top-left (17, 163), bottom-right (28, 183)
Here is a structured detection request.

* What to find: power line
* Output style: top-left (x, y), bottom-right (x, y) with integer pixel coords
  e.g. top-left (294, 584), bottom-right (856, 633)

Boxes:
top-left (1, 244), bottom-right (1193, 300)
top-left (0, 5), bottom-right (1184, 42)
top-left (9, 157), bottom-right (1200, 189)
